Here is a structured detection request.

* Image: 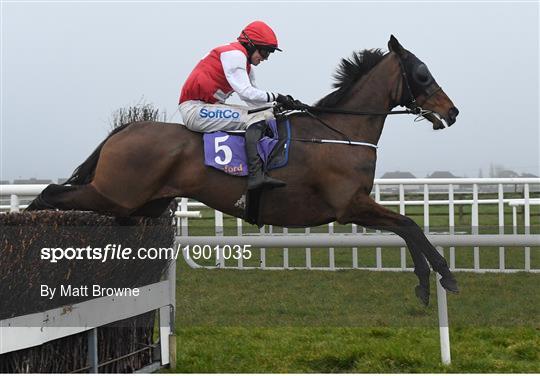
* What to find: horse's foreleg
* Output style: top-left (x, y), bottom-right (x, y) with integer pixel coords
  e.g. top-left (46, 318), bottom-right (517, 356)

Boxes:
top-left (338, 196), bottom-right (457, 305)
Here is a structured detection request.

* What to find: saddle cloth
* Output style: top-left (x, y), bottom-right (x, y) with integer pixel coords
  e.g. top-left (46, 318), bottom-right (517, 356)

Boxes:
top-left (203, 119), bottom-right (291, 176)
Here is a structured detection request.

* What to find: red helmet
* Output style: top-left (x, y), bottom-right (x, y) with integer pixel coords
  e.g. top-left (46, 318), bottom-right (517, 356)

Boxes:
top-left (237, 21), bottom-right (282, 52)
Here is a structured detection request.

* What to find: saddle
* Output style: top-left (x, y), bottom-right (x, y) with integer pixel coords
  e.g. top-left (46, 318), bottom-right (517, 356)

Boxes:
top-left (202, 118), bottom-right (291, 226)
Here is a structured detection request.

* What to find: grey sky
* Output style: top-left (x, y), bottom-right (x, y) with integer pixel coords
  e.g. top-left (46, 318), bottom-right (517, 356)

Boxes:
top-left (1, 1), bottom-right (539, 181)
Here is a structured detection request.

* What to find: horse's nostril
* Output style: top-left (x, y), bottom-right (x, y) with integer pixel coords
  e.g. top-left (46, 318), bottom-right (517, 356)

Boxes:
top-left (449, 107), bottom-right (459, 119)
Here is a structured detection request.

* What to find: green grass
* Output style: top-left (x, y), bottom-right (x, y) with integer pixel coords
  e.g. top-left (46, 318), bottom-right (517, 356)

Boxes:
top-left (176, 268), bottom-right (539, 327)
top-left (170, 327), bottom-right (539, 373)
top-left (168, 192), bottom-right (539, 372)
top-left (168, 266), bottom-right (540, 372)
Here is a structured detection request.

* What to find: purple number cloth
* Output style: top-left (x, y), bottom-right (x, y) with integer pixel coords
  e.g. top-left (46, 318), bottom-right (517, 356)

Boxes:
top-left (203, 120), bottom-right (280, 176)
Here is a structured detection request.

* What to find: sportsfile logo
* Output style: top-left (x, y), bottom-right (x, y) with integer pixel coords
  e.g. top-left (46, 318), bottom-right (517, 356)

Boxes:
top-left (40, 244), bottom-right (182, 263)
top-left (39, 243), bottom-right (253, 262)
top-left (199, 108), bottom-right (240, 119)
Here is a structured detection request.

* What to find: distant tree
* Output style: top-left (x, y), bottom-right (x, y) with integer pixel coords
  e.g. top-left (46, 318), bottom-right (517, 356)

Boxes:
top-left (478, 168), bottom-right (483, 178)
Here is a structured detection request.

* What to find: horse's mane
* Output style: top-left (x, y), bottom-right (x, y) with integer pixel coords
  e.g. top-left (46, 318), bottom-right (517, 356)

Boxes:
top-left (315, 49), bottom-right (386, 107)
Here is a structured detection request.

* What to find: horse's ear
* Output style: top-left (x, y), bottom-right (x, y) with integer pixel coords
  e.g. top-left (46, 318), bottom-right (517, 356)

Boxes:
top-left (388, 35), bottom-right (405, 55)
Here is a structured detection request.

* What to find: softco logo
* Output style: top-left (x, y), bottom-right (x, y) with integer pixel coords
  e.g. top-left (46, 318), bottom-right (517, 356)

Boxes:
top-left (199, 108), bottom-right (240, 119)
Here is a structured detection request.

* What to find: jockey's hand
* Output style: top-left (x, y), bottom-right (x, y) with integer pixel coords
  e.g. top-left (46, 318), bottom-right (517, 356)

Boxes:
top-left (276, 94), bottom-right (308, 111)
top-left (276, 94), bottom-right (295, 108)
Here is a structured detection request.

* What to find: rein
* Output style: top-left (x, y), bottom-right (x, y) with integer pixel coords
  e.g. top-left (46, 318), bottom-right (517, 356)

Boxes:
top-left (302, 105), bottom-right (420, 116)
top-left (299, 104), bottom-right (433, 149)
top-left (281, 103), bottom-right (433, 151)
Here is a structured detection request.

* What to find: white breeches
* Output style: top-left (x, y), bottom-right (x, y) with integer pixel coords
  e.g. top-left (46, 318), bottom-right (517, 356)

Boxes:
top-left (178, 100), bottom-right (274, 133)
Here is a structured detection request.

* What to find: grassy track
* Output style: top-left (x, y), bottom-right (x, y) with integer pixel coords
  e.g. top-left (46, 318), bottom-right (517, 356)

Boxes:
top-left (170, 266), bottom-right (539, 372)
top-left (169, 192), bottom-right (539, 372)
top-left (172, 327), bottom-right (538, 373)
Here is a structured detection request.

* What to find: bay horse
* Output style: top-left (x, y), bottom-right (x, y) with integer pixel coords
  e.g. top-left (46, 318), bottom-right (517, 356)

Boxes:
top-left (28, 36), bottom-right (460, 305)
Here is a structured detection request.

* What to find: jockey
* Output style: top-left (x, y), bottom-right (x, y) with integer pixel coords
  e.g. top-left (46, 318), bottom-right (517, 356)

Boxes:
top-left (179, 20), bottom-right (297, 191)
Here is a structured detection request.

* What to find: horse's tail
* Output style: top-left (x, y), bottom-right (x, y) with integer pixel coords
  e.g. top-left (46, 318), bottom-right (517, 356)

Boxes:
top-left (63, 122), bottom-right (132, 185)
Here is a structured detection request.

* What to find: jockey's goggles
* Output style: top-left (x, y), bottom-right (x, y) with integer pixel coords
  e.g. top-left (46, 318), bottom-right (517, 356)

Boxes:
top-left (257, 46), bottom-right (275, 59)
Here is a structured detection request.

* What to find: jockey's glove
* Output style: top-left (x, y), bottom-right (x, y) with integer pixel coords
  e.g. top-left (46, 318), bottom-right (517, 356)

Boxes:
top-left (276, 94), bottom-right (295, 106)
top-left (276, 94), bottom-right (308, 111)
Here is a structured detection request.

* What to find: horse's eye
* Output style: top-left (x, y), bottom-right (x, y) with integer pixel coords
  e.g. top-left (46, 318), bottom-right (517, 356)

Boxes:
top-left (414, 64), bottom-right (431, 84)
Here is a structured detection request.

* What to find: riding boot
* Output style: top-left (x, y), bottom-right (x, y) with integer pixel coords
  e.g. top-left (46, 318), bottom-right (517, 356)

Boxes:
top-left (245, 120), bottom-right (286, 190)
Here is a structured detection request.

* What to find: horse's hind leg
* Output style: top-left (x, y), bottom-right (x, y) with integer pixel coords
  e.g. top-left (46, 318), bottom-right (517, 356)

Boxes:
top-left (338, 195), bottom-right (457, 305)
top-left (26, 184), bottom-right (130, 216)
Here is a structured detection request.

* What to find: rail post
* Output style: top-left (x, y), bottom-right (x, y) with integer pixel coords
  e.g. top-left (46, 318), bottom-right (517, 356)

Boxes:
top-left (87, 328), bottom-right (99, 373)
top-left (436, 247), bottom-right (451, 365)
top-left (10, 194), bottom-right (19, 212)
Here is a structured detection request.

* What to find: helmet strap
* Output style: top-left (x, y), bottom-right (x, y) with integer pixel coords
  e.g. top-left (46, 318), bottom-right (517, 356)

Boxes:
top-left (240, 32), bottom-right (258, 61)
top-left (241, 31), bottom-right (257, 49)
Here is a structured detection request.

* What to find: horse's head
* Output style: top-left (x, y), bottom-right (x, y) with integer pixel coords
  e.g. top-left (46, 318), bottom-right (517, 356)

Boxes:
top-left (388, 35), bottom-right (459, 130)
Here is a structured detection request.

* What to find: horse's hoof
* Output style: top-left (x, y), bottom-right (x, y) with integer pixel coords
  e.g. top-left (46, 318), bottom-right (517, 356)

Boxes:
top-left (415, 285), bottom-right (430, 306)
top-left (440, 276), bottom-right (459, 293)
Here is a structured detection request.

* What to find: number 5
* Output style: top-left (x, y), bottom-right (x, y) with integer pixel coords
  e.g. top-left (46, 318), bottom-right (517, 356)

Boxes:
top-left (214, 135), bottom-right (233, 165)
